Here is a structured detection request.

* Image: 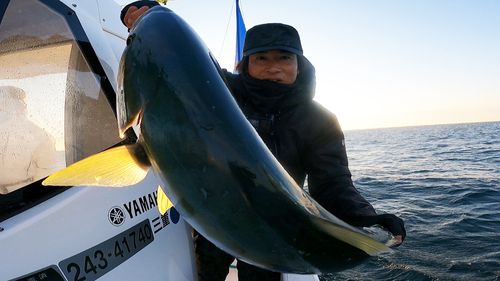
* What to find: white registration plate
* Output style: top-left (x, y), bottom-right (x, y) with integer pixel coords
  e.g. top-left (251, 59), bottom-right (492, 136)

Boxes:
top-left (59, 219), bottom-right (154, 281)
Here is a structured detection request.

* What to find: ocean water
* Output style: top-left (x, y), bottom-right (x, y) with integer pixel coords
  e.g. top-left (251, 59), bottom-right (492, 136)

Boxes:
top-left (320, 122), bottom-right (500, 281)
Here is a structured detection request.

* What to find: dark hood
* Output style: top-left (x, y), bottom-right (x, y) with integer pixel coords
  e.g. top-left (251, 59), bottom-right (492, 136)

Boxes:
top-left (226, 56), bottom-right (316, 114)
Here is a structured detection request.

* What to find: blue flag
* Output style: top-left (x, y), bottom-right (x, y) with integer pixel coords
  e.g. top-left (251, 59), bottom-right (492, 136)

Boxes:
top-left (235, 0), bottom-right (246, 71)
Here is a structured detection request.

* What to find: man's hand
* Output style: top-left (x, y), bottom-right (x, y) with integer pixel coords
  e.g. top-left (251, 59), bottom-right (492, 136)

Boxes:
top-left (124, 5), bottom-right (150, 28)
top-left (120, 1), bottom-right (160, 29)
top-left (392, 235), bottom-right (403, 247)
top-left (349, 214), bottom-right (406, 247)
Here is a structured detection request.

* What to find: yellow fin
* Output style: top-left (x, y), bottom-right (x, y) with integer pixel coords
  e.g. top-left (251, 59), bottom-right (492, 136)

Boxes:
top-left (42, 144), bottom-right (149, 187)
top-left (157, 185), bottom-right (174, 215)
top-left (311, 215), bottom-right (392, 255)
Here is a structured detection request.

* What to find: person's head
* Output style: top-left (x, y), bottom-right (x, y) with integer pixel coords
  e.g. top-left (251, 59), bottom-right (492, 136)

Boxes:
top-left (0, 86), bottom-right (27, 114)
top-left (236, 23), bottom-right (305, 84)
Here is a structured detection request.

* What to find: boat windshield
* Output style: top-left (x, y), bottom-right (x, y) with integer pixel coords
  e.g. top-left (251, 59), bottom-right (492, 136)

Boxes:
top-left (0, 0), bottom-right (120, 198)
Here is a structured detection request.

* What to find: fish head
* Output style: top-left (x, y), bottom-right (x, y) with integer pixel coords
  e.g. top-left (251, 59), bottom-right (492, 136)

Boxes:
top-left (116, 6), bottom-right (171, 137)
top-left (117, 36), bottom-right (144, 137)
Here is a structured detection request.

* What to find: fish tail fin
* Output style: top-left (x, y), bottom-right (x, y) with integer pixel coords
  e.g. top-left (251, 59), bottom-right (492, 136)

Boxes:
top-left (310, 215), bottom-right (392, 255)
top-left (42, 144), bottom-right (150, 187)
top-left (157, 185), bottom-right (174, 215)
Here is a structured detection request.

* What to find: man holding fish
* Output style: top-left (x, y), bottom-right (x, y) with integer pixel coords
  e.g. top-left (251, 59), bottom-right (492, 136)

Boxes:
top-left (121, 2), bottom-right (406, 280)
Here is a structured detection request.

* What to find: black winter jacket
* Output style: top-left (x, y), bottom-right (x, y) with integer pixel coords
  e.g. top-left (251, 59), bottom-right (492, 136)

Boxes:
top-left (221, 58), bottom-right (377, 223)
top-left (120, 0), bottom-right (405, 239)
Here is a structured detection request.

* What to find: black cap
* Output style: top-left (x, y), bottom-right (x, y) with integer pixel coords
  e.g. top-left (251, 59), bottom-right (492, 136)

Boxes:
top-left (243, 23), bottom-right (303, 56)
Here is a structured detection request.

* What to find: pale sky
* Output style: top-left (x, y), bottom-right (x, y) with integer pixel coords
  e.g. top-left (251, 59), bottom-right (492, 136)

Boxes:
top-left (116, 0), bottom-right (500, 131)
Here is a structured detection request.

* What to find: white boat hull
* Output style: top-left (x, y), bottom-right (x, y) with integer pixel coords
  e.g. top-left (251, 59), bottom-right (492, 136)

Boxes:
top-left (1, 174), bottom-right (197, 281)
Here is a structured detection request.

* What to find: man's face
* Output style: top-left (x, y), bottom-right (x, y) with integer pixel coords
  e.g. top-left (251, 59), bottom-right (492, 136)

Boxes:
top-left (247, 50), bottom-right (299, 85)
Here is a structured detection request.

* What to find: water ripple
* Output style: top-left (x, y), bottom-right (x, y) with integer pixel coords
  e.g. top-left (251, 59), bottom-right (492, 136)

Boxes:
top-left (321, 122), bottom-right (500, 281)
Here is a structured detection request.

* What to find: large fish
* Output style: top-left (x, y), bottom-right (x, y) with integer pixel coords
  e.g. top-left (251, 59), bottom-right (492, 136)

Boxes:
top-left (44, 6), bottom-right (392, 274)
